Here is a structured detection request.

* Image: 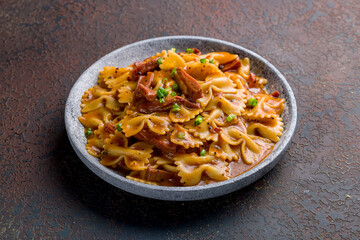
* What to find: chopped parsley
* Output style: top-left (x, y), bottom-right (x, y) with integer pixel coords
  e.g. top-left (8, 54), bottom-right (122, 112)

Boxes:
top-left (200, 149), bottom-right (206, 156)
top-left (200, 58), bottom-right (206, 63)
top-left (157, 57), bottom-right (163, 65)
top-left (185, 48), bottom-right (194, 53)
top-left (209, 59), bottom-right (214, 64)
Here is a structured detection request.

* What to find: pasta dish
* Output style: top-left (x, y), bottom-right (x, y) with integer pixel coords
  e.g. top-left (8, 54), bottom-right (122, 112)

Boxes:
top-left (79, 48), bottom-right (285, 186)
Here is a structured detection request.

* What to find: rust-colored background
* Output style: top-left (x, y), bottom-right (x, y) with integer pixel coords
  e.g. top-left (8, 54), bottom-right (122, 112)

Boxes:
top-left (1, 0), bottom-right (359, 239)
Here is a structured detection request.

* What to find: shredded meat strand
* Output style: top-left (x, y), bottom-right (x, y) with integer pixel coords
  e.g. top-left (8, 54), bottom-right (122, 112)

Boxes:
top-left (142, 72), bottom-right (153, 88)
top-left (134, 73), bottom-right (156, 102)
top-left (104, 122), bottom-right (115, 133)
top-left (190, 48), bottom-right (201, 55)
top-left (138, 97), bottom-right (174, 113)
top-left (135, 129), bottom-right (177, 153)
top-left (214, 92), bottom-right (223, 97)
top-left (175, 68), bottom-right (203, 102)
top-left (221, 57), bottom-right (241, 72)
top-left (138, 96), bottom-right (200, 113)
top-left (134, 76), bottom-right (146, 100)
top-left (248, 73), bottom-right (258, 88)
top-left (270, 91), bottom-right (280, 98)
top-left (145, 168), bottom-right (180, 182)
top-left (138, 84), bottom-right (156, 101)
top-left (131, 58), bottom-right (159, 81)
top-left (174, 96), bottom-right (200, 108)
top-left (209, 126), bottom-right (222, 134)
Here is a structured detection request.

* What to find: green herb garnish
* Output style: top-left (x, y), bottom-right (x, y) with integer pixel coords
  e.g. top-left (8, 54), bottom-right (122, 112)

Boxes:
top-left (157, 57), bottom-right (163, 65)
top-left (226, 114), bottom-right (235, 122)
top-left (171, 68), bottom-right (177, 78)
top-left (159, 98), bottom-right (165, 103)
top-left (209, 59), bottom-right (214, 64)
top-left (171, 103), bottom-right (181, 112)
top-left (85, 128), bottom-right (92, 137)
top-left (185, 48), bottom-right (194, 53)
top-left (162, 78), bottom-right (168, 84)
top-left (195, 115), bottom-right (204, 126)
top-left (172, 83), bottom-right (179, 91)
top-left (116, 123), bottom-right (122, 132)
top-left (247, 97), bottom-right (258, 107)
top-left (200, 149), bottom-right (206, 156)
top-left (170, 91), bottom-right (177, 96)
top-left (156, 87), bottom-right (169, 99)
top-left (177, 132), bottom-right (185, 139)
top-left (200, 58), bottom-right (206, 63)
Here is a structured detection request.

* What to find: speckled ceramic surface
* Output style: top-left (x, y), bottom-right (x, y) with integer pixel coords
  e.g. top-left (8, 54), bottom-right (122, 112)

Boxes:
top-left (65, 36), bottom-right (297, 201)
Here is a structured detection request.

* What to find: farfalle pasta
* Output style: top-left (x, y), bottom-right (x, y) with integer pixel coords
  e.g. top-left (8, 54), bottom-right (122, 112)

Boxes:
top-left (79, 48), bottom-right (285, 186)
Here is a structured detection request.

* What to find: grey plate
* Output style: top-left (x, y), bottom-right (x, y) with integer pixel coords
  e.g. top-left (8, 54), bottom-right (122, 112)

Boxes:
top-left (65, 36), bottom-right (297, 201)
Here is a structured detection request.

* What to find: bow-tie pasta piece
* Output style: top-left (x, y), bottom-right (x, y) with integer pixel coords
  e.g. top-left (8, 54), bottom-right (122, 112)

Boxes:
top-left (197, 77), bottom-right (238, 108)
top-left (209, 126), bottom-right (260, 161)
top-left (104, 140), bottom-right (153, 171)
top-left (246, 116), bottom-right (284, 142)
top-left (174, 154), bottom-right (229, 186)
top-left (169, 106), bottom-right (203, 123)
top-left (117, 81), bottom-right (137, 104)
top-left (121, 110), bottom-right (171, 137)
top-left (170, 124), bottom-right (203, 149)
top-left (204, 52), bottom-right (239, 65)
top-left (100, 131), bottom-right (128, 167)
top-left (185, 109), bottom-right (223, 142)
top-left (205, 91), bottom-right (247, 116)
top-left (185, 61), bottom-right (224, 81)
top-left (243, 94), bottom-right (285, 118)
top-left (159, 50), bottom-right (186, 71)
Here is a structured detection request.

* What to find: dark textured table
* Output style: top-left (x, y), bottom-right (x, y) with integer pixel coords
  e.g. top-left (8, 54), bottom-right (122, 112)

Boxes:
top-left (1, 0), bottom-right (359, 239)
